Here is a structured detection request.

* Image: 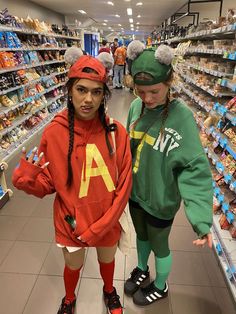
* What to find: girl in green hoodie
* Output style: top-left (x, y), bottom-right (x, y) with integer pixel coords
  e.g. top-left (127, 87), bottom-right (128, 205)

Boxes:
top-left (124, 41), bottom-right (213, 306)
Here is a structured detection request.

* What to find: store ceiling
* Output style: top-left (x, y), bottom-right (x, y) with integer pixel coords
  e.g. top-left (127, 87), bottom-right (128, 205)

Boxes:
top-left (30, 0), bottom-right (187, 38)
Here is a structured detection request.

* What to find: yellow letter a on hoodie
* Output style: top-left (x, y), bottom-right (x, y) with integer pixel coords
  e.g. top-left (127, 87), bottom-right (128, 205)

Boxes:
top-left (79, 144), bottom-right (115, 198)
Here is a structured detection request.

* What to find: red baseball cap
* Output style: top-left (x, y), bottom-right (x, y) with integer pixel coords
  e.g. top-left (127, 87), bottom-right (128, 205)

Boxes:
top-left (68, 55), bottom-right (107, 83)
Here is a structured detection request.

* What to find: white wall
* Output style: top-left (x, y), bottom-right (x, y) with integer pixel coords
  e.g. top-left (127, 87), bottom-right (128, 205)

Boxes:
top-left (0, 0), bottom-right (64, 25)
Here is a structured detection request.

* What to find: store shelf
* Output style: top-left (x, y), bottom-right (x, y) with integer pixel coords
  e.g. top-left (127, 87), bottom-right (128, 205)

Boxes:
top-left (0, 59), bottom-right (65, 74)
top-left (0, 25), bottom-right (80, 41)
top-left (212, 216), bottom-right (236, 302)
top-left (0, 69), bottom-right (68, 98)
top-left (168, 23), bottom-right (236, 43)
top-left (186, 62), bottom-right (233, 78)
top-left (1, 104), bottom-right (66, 163)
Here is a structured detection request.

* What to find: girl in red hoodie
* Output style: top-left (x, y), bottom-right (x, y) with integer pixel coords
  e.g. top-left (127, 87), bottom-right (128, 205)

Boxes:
top-left (12, 49), bottom-right (132, 314)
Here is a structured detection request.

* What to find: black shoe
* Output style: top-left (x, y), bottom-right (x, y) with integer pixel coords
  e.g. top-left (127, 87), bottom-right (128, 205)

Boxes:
top-left (57, 297), bottom-right (76, 314)
top-left (133, 281), bottom-right (168, 306)
top-left (124, 266), bottom-right (150, 296)
top-left (103, 287), bottom-right (123, 314)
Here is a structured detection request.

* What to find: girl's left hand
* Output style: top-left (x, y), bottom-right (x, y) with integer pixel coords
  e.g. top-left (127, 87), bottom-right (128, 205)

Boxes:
top-left (193, 233), bottom-right (212, 249)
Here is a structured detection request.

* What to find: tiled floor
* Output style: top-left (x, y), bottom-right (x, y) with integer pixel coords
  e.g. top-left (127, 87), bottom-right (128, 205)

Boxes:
top-left (0, 88), bottom-right (236, 313)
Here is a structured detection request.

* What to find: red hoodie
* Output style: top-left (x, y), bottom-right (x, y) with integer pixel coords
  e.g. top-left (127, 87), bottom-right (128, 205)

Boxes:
top-left (12, 109), bottom-right (132, 247)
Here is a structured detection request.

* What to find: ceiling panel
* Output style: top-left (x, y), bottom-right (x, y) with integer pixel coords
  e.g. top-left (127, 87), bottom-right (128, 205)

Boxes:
top-left (29, 0), bottom-right (187, 36)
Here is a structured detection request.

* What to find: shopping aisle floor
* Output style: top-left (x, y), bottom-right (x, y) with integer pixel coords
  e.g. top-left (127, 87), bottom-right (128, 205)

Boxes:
top-left (0, 89), bottom-right (236, 314)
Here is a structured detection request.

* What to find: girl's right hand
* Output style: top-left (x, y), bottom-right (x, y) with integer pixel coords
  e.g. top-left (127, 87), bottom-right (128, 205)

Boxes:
top-left (21, 146), bottom-right (49, 169)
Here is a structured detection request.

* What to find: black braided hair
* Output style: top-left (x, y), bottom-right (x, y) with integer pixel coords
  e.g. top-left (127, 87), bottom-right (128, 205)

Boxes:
top-left (98, 84), bottom-right (117, 155)
top-left (66, 79), bottom-right (76, 187)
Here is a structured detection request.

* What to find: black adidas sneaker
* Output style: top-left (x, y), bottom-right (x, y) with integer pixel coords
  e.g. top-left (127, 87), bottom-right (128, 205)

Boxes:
top-left (124, 266), bottom-right (150, 296)
top-left (57, 297), bottom-right (76, 314)
top-left (133, 281), bottom-right (168, 306)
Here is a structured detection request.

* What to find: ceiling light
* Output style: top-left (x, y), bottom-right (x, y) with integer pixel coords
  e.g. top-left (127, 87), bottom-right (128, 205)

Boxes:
top-left (136, 22), bottom-right (140, 25)
top-left (136, 2), bottom-right (143, 5)
top-left (130, 24), bottom-right (134, 27)
top-left (104, 19), bottom-right (108, 22)
top-left (107, 1), bottom-right (114, 5)
top-left (78, 10), bottom-right (87, 14)
top-left (127, 8), bottom-right (133, 15)
top-left (115, 14), bottom-right (120, 17)
top-left (137, 15), bottom-right (141, 18)
top-left (118, 24), bottom-right (122, 26)
top-left (124, 0), bottom-right (131, 2)
top-left (108, 26), bottom-right (112, 29)
top-left (129, 18), bottom-right (133, 23)
top-left (103, 23), bottom-right (107, 25)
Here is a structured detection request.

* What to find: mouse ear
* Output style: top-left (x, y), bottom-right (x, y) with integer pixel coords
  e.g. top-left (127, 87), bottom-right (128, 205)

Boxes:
top-left (127, 40), bottom-right (145, 60)
top-left (154, 45), bottom-right (174, 65)
top-left (64, 47), bottom-right (84, 65)
top-left (96, 52), bottom-right (114, 70)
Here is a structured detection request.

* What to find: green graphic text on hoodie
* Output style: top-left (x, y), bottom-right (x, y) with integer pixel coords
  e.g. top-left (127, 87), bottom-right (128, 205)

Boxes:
top-left (127, 97), bottom-right (213, 237)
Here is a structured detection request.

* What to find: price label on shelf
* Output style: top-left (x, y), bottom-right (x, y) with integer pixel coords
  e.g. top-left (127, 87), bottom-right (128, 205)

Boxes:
top-left (222, 203), bottom-right (229, 214)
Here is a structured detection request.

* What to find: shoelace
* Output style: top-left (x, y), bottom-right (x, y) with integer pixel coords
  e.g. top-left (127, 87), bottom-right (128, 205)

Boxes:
top-left (60, 301), bottom-right (73, 314)
top-left (107, 293), bottom-right (121, 310)
top-left (130, 267), bottom-right (146, 280)
top-left (142, 283), bottom-right (165, 297)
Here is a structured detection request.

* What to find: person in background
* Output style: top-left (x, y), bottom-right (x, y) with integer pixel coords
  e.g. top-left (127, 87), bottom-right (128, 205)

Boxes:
top-left (98, 39), bottom-right (111, 54)
top-left (12, 48), bottom-right (132, 314)
top-left (110, 37), bottom-right (119, 56)
top-left (124, 40), bottom-right (213, 307)
top-left (113, 44), bottom-right (126, 89)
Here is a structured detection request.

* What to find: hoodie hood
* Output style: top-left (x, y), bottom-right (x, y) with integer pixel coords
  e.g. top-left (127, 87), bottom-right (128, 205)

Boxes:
top-left (52, 108), bottom-right (104, 135)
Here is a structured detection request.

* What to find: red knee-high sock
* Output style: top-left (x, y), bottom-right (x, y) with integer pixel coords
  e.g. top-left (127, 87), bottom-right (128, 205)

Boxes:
top-left (64, 265), bottom-right (82, 302)
top-left (99, 260), bottom-right (115, 294)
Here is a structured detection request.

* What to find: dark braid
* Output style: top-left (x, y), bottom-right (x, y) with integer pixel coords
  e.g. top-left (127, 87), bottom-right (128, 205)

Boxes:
top-left (160, 88), bottom-right (171, 139)
top-left (67, 96), bottom-right (75, 187)
top-left (131, 100), bottom-right (145, 129)
top-left (98, 84), bottom-right (117, 155)
top-left (66, 78), bottom-right (77, 187)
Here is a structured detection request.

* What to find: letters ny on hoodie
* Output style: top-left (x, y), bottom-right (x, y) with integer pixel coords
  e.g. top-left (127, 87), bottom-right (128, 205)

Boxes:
top-left (127, 98), bottom-right (213, 238)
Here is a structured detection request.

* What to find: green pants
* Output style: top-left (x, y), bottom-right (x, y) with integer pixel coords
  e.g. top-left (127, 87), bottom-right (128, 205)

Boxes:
top-left (129, 200), bottom-right (173, 258)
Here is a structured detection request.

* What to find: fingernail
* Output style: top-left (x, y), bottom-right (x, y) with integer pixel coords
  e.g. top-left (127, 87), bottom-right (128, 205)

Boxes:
top-left (44, 162), bottom-right (50, 167)
top-left (22, 147), bottom-right (26, 153)
top-left (39, 152), bottom-right (44, 158)
top-left (33, 146), bottom-right (37, 152)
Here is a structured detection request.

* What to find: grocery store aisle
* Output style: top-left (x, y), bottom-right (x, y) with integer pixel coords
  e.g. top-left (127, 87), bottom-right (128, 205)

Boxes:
top-left (0, 88), bottom-right (235, 314)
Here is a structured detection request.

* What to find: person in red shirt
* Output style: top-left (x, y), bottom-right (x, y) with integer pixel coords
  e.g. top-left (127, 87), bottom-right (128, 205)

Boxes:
top-left (98, 39), bottom-right (111, 54)
top-left (12, 49), bottom-right (132, 314)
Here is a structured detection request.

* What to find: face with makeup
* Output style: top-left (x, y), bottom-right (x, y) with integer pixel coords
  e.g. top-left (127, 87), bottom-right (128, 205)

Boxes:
top-left (70, 79), bottom-right (104, 120)
top-left (135, 82), bottom-right (169, 109)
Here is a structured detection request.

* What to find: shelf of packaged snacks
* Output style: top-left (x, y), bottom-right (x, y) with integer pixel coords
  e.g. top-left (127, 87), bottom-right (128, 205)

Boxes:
top-left (205, 147), bottom-right (236, 194)
top-left (176, 83), bottom-right (236, 126)
top-left (0, 47), bottom-right (68, 52)
top-left (181, 92), bottom-right (236, 162)
top-left (0, 82), bottom-right (66, 137)
top-left (185, 62), bottom-right (233, 79)
top-left (0, 69), bottom-right (68, 98)
top-left (219, 78), bottom-right (236, 93)
top-left (194, 112), bottom-right (236, 161)
top-left (0, 59), bottom-right (65, 74)
top-left (211, 216), bottom-right (236, 302)
top-left (1, 103), bottom-right (66, 163)
top-left (177, 71), bottom-right (235, 98)
top-left (0, 161), bottom-right (13, 208)
top-left (168, 23), bottom-right (236, 44)
top-left (0, 25), bottom-right (81, 41)
top-left (185, 48), bottom-right (236, 61)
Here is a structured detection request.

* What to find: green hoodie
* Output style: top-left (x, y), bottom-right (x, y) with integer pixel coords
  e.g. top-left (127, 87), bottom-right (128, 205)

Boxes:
top-left (127, 97), bottom-right (213, 237)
